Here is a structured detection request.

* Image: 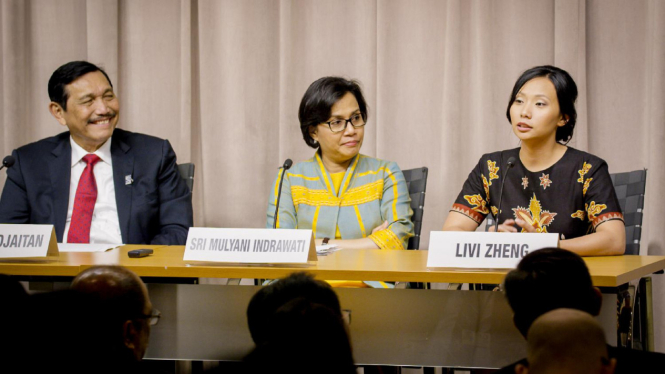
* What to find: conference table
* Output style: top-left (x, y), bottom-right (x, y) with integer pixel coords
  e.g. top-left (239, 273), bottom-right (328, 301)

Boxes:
top-left (1, 245), bottom-right (664, 369)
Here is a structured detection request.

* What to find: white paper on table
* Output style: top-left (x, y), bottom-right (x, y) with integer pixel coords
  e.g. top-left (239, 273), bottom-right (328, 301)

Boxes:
top-left (57, 243), bottom-right (123, 252)
top-left (316, 244), bottom-right (340, 256)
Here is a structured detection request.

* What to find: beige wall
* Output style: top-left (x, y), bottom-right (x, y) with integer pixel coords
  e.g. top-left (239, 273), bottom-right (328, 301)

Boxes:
top-left (1, 0), bottom-right (664, 352)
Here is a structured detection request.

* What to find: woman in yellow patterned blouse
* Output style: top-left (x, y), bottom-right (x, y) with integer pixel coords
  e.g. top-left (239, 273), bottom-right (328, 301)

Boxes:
top-left (267, 77), bottom-right (414, 252)
top-left (442, 66), bottom-right (625, 256)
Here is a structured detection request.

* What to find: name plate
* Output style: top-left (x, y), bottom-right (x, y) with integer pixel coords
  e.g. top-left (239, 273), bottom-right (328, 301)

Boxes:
top-left (0, 224), bottom-right (59, 258)
top-left (184, 228), bottom-right (317, 263)
top-left (427, 231), bottom-right (558, 269)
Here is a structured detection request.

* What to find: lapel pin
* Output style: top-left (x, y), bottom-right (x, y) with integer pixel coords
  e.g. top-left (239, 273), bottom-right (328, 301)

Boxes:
top-left (125, 175), bottom-right (134, 185)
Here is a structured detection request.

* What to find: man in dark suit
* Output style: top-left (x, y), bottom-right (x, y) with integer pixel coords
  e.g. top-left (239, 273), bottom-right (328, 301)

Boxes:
top-left (0, 60), bottom-right (192, 244)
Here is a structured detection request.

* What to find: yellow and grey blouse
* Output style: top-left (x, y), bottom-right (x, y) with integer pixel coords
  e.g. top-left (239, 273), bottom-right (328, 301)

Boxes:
top-left (266, 153), bottom-right (414, 250)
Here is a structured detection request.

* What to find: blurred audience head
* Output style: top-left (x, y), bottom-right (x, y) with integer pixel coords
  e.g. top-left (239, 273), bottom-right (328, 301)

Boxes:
top-left (515, 308), bottom-right (616, 374)
top-left (245, 272), bottom-right (355, 374)
top-left (72, 265), bottom-right (156, 363)
top-left (503, 247), bottom-right (601, 336)
top-left (247, 271), bottom-right (343, 345)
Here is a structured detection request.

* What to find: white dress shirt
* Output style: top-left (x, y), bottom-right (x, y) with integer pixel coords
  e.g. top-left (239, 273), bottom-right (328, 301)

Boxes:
top-left (63, 137), bottom-right (123, 244)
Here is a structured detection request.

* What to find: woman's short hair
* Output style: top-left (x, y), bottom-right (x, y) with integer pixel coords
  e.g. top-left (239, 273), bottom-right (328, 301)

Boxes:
top-left (298, 77), bottom-right (368, 149)
top-left (506, 65), bottom-right (578, 144)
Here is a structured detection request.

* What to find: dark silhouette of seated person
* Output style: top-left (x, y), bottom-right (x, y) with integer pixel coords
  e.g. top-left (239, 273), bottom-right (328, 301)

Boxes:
top-left (244, 272), bottom-right (355, 374)
top-left (497, 247), bottom-right (665, 373)
top-left (71, 265), bottom-right (158, 373)
top-left (515, 308), bottom-right (616, 374)
top-left (17, 289), bottom-right (101, 373)
top-left (0, 275), bottom-right (29, 372)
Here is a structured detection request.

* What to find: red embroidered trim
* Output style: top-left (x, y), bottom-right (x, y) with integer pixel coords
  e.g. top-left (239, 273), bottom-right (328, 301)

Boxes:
top-left (592, 212), bottom-right (624, 229)
top-left (451, 203), bottom-right (485, 224)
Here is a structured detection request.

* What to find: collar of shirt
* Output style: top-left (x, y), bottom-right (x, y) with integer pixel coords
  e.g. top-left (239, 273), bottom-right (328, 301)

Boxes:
top-left (69, 136), bottom-right (113, 168)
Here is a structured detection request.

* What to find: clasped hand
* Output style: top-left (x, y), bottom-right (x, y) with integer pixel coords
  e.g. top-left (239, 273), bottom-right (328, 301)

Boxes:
top-left (488, 218), bottom-right (536, 233)
top-left (371, 220), bottom-right (389, 234)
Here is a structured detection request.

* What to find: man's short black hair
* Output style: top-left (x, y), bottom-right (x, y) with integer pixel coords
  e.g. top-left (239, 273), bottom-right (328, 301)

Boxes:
top-left (48, 60), bottom-right (113, 111)
top-left (246, 272), bottom-right (342, 345)
top-left (503, 248), bottom-right (601, 337)
top-left (298, 77), bottom-right (368, 149)
top-left (506, 65), bottom-right (578, 144)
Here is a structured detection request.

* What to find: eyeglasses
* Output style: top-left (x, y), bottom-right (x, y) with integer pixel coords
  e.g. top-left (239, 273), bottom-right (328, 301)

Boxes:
top-left (138, 309), bottom-right (161, 326)
top-left (324, 113), bottom-right (366, 133)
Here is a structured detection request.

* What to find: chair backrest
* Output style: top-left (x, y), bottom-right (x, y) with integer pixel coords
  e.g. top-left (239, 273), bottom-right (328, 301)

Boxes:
top-left (177, 163), bottom-right (196, 192)
top-left (484, 169), bottom-right (647, 255)
top-left (611, 169), bottom-right (647, 255)
top-left (401, 167), bottom-right (428, 250)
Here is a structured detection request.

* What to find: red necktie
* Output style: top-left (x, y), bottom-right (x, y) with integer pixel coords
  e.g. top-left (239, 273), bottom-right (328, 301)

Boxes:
top-left (67, 154), bottom-right (101, 243)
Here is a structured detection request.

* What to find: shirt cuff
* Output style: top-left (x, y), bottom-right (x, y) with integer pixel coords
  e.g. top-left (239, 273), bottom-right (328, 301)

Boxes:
top-left (592, 212), bottom-right (624, 230)
top-left (450, 203), bottom-right (485, 224)
top-left (369, 228), bottom-right (405, 250)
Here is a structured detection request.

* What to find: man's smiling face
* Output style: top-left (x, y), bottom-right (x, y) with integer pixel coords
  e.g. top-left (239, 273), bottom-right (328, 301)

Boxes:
top-left (51, 70), bottom-right (119, 152)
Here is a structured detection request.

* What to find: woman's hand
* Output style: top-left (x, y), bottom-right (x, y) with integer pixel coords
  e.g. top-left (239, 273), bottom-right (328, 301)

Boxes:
top-left (559, 220), bottom-right (625, 256)
top-left (313, 222), bottom-right (389, 250)
top-left (515, 218), bottom-right (537, 232)
top-left (371, 220), bottom-right (389, 234)
top-left (488, 218), bottom-right (537, 233)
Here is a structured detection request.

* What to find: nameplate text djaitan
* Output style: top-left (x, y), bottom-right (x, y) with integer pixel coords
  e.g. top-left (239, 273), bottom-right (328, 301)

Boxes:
top-left (0, 224), bottom-right (59, 258)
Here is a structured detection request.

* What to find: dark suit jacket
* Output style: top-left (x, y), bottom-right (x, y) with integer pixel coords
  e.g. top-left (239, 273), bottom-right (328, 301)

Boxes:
top-left (0, 128), bottom-right (193, 245)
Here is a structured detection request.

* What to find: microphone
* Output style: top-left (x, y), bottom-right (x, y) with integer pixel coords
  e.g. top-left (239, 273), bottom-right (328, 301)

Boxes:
top-left (494, 156), bottom-right (516, 233)
top-left (273, 159), bottom-right (293, 229)
top-left (0, 155), bottom-right (15, 171)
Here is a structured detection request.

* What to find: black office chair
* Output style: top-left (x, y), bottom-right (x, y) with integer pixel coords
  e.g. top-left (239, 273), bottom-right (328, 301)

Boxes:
top-left (611, 169), bottom-right (647, 256)
top-left (401, 167), bottom-right (428, 250)
top-left (400, 167), bottom-right (428, 290)
top-left (158, 163), bottom-right (197, 286)
top-left (177, 163), bottom-right (195, 192)
top-left (611, 169), bottom-right (651, 350)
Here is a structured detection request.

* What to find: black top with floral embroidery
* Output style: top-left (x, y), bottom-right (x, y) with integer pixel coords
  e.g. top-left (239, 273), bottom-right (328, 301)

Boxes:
top-left (451, 147), bottom-right (624, 239)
